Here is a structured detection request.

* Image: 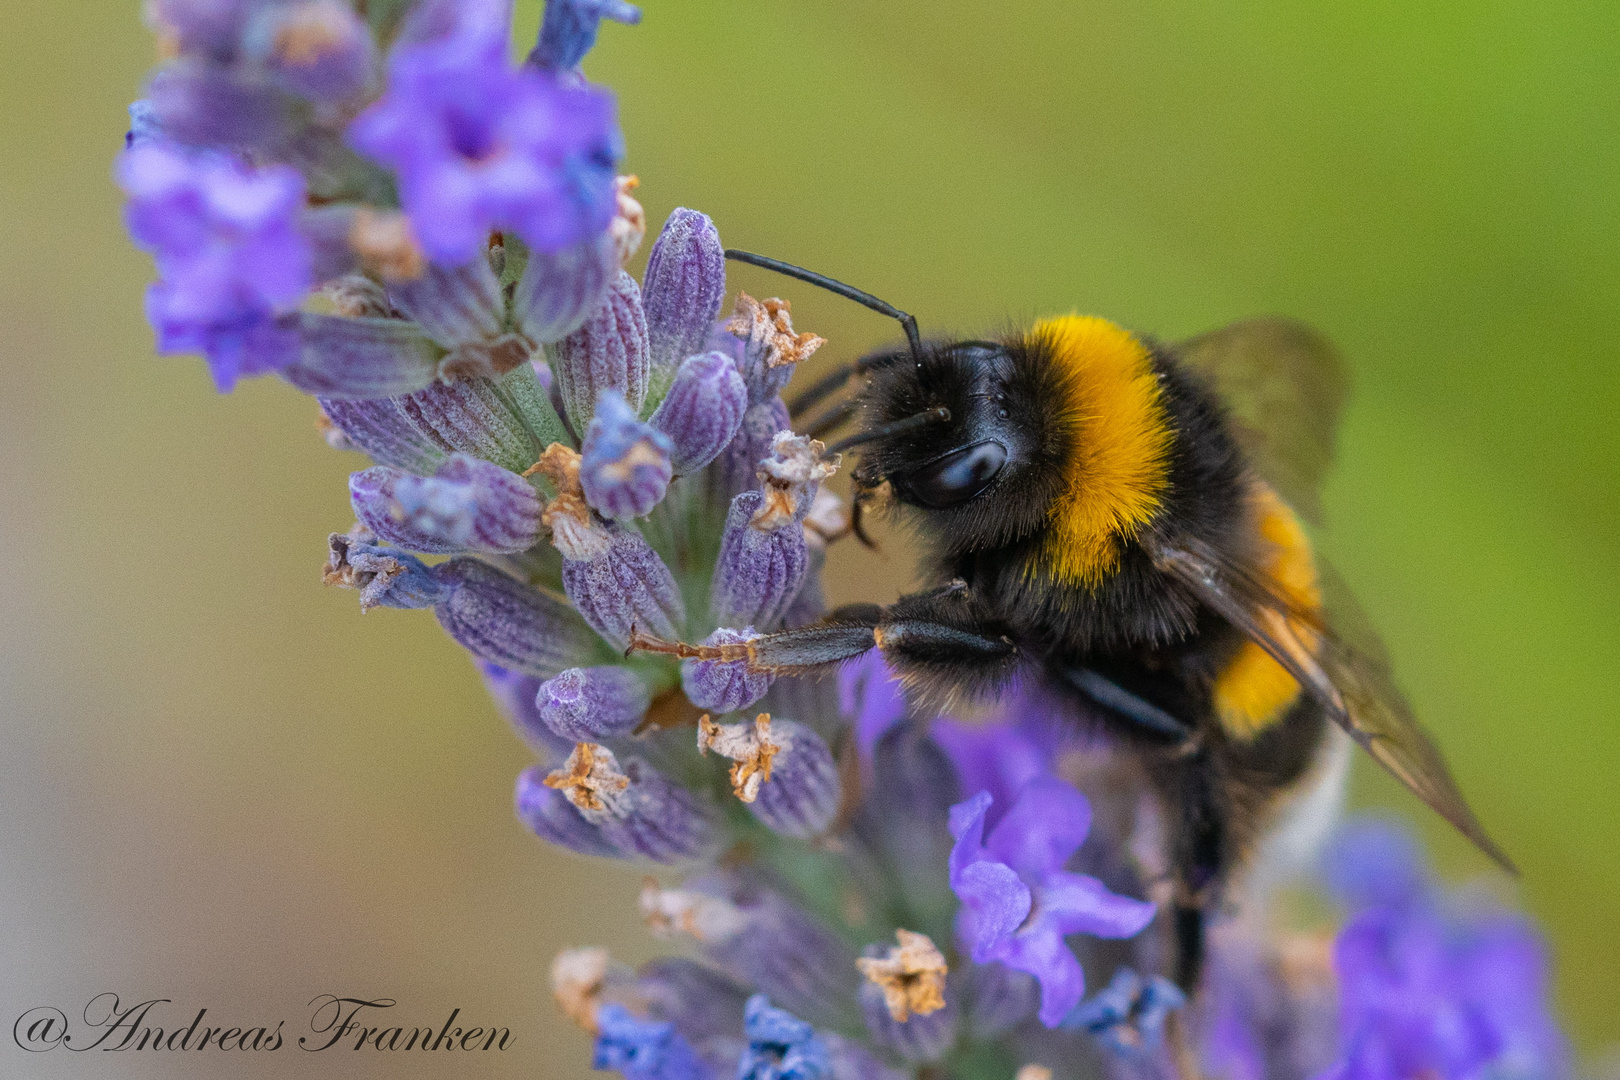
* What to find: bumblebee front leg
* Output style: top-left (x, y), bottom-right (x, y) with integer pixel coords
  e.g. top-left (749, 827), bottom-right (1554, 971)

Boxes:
top-left (629, 588), bottom-right (1019, 691)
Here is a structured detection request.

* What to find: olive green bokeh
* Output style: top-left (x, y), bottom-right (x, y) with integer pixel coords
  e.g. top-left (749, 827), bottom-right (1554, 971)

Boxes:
top-left (0, 1), bottom-right (1613, 1076)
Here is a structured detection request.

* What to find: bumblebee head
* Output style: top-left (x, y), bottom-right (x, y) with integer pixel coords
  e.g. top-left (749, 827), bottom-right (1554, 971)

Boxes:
top-left (844, 338), bottom-right (1077, 553)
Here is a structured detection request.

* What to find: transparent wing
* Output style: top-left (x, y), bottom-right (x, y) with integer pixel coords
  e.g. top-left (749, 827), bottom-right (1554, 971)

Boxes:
top-left (1146, 534), bottom-right (1517, 874)
top-left (1173, 318), bottom-right (1349, 525)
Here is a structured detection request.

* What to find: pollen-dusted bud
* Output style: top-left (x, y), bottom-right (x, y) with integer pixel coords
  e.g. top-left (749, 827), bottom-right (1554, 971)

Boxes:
top-left (323, 529), bottom-right (446, 611)
top-left (432, 557), bottom-right (599, 677)
top-left (681, 627), bottom-right (774, 714)
top-left (709, 490), bottom-right (806, 632)
top-left (547, 269), bottom-right (650, 432)
top-left (649, 352), bottom-right (748, 475)
top-left (698, 714), bottom-right (841, 840)
top-left (544, 743), bottom-right (722, 863)
top-left (384, 253), bottom-right (505, 348)
top-left (512, 231), bottom-right (618, 345)
top-left (317, 397), bottom-right (448, 474)
top-left (537, 666), bottom-right (651, 741)
top-left (516, 766), bottom-right (623, 859)
top-left (726, 292), bottom-right (825, 406)
top-left (579, 390), bottom-right (673, 519)
top-left (857, 931), bottom-right (957, 1063)
top-left (349, 453), bottom-right (542, 554)
top-left (642, 209), bottom-right (726, 376)
top-left (281, 313), bottom-right (443, 399)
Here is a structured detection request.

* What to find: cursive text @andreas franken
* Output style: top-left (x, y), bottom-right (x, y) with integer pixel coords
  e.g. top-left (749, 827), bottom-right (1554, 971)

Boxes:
top-left (13, 994), bottom-right (513, 1053)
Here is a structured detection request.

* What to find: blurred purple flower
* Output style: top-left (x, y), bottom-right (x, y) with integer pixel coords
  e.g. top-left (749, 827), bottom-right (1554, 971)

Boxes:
top-left (737, 996), bottom-right (831, 1080)
top-left (947, 782), bottom-right (1157, 1028)
top-left (529, 0), bottom-right (642, 72)
top-left (593, 1002), bottom-right (709, 1080)
top-left (118, 140), bottom-right (312, 390)
top-left (349, 23), bottom-right (621, 264)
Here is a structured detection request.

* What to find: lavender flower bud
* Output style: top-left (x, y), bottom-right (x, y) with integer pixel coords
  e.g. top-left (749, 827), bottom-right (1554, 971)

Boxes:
top-left (537, 666), bottom-right (651, 740)
top-left (513, 231), bottom-right (617, 344)
top-left (433, 557), bottom-right (597, 677)
top-left (146, 59), bottom-right (295, 154)
top-left (698, 715), bottom-right (841, 840)
top-left (349, 453), bottom-right (542, 554)
top-left (384, 254), bottom-right (505, 348)
top-left (681, 628), bottom-right (775, 714)
top-left (248, 0), bottom-right (375, 107)
top-left (516, 766), bottom-right (623, 858)
top-left (642, 209), bottom-right (726, 375)
top-left (399, 368), bottom-right (563, 474)
top-left (708, 397), bottom-right (789, 502)
top-left (544, 744), bottom-right (721, 863)
top-left (579, 391), bottom-right (673, 519)
top-left (558, 525), bottom-right (685, 652)
top-left (636, 958), bottom-right (751, 1044)
top-left (480, 661), bottom-right (576, 762)
top-left (323, 529), bottom-right (445, 611)
top-left (713, 441), bottom-right (836, 629)
top-left (856, 932), bottom-right (956, 1063)
top-left (641, 877), bottom-right (860, 1030)
top-left (548, 269), bottom-right (649, 431)
top-left (649, 352), bottom-right (748, 474)
top-left (530, 0), bottom-right (643, 72)
top-left (725, 293), bottom-right (825, 406)
top-left (281, 313), bottom-right (442, 399)
top-left (317, 397), bottom-right (448, 473)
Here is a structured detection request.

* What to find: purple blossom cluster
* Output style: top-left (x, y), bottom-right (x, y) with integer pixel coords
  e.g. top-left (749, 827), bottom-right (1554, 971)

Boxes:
top-left (119, 4), bottom-right (1579, 1080)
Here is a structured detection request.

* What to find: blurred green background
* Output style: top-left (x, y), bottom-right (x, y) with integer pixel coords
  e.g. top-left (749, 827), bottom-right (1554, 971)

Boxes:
top-left (1, 0), bottom-right (1615, 1076)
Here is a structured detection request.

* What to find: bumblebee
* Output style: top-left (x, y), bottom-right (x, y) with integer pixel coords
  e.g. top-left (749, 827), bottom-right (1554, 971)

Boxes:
top-left (636, 250), bottom-right (1514, 993)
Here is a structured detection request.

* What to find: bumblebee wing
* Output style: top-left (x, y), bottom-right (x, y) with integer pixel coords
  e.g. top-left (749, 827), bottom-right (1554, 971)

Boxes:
top-left (1173, 318), bottom-right (1348, 525)
top-left (1147, 534), bottom-right (1517, 874)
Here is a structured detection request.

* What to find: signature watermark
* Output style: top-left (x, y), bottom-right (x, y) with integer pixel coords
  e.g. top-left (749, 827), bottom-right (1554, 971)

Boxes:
top-left (13, 994), bottom-right (513, 1054)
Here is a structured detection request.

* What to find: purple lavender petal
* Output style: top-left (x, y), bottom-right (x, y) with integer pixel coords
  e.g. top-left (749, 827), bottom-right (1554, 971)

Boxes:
top-left (954, 861), bottom-right (1032, 962)
top-left (384, 255), bottom-right (505, 347)
top-left (932, 719), bottom-right (1053, 833)
top-left (592, 1003), bottom-right (707, 1080)
top-left (738, 996), bottom-right (832, 1080)
top-left (710, 490), bottom-right (808, 631)
top-left (649, 352), bottom-right (748, 475)
top-left (747, 720), bottom-right (840, 840)
top-left (982, 776), bottom-right (1091, 881)
top-left (432, 557), bottom-right (596, 677)
top-left (281, 312), bottom-right (442, 398)
top-left (641, 209), bottom-right (725, 373)
top-left (839, 651), bottom-right (907, 760)
top-left (536, 666), bottom-right (650, 740)
top-left (512, 230), bottom-right (618, 344)
top-left (1039, 872), bottom-right (1156, 940)
top-left (548, 269), bottom-right (650, 430)
top-left (317, 397), bottom-right (446, 473)
top-left (580, 390), bottom-right (673, 519)
top-left (348, 29), bottom-right (620, 264)
top-left (528, 0), bottom-right (642, 71)
top-left (349, 453), bottom-right (541, 554)
top-left (515, 766), bottom-right (623, 858)
top-left (560, 527), bottom-right (685, 652)
top-left (681, 627), bottom-right (774, 714)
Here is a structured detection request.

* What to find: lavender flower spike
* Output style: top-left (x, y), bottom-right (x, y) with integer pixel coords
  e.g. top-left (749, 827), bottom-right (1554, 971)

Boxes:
top-left (516, 766), bottom-right (623, 859)
top-left (737, 996), bottom-right (832, 1080)
top-left (948, 782), bottom-right (1157, 1028)
top-left (710, 434), bottom-right (838, 630)
top-left (649, 352), bottom-right (748, 475)
top-left (118, 141), bottom-right (312, 391)
top-left (348, 24), bottom-right (622, 264)
top-left (537, 666), bottom-right (651, 740)
top-left (580, 390), bottom-right (674, 519)
top-left (698, 714), bottom-right (840, 840)
top-left (349, 453), bottom-right (542, 554)
top-left (544, 744), bottom-right (721, 863)
top-left (432, 557), bottom-right (600, 677)
top-left (642, 209), bottom-right (727, 376)
top-left (530, 0), bottom-right (643, 73)
top-left (548, 269), bottom-right (651, 431)
top-left (537, 444), bottom-right (685, 650)
top-left (682, 627), bottom-right (775, 714)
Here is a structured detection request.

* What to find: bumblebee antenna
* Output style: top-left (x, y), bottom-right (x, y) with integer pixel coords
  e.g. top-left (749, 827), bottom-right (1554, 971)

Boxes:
top-left (826, 406), bottom-right (950, 454)
top-left (724, 249), bottom-right (924, 363)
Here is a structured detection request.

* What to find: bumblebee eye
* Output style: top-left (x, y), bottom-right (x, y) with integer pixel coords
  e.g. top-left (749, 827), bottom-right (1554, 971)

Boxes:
top-left (903, 440), bottom-right (1008, 507)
